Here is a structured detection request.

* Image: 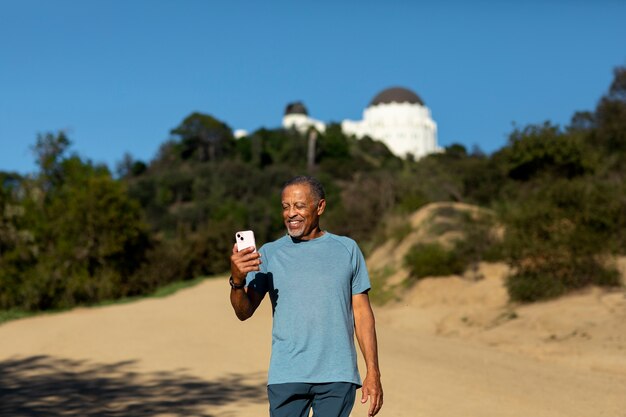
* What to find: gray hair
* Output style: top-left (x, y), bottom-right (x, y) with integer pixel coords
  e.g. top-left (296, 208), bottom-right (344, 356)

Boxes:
top-left (282, 176), bottom-right (326, 202)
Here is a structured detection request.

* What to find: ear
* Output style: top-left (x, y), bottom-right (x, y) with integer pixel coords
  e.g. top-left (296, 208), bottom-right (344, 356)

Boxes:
top-left (317, 199), bottom-right (326, 215)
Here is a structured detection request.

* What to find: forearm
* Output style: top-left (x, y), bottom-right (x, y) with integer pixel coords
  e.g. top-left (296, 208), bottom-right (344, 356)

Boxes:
top-left (229, 244), bottom-right (263, 321)
top-left (355, 309), bottom-right (381, 376)
top-left (353, 294), bottom-right (383, 416)
top-left (230, 287), bottom-right (255, 321)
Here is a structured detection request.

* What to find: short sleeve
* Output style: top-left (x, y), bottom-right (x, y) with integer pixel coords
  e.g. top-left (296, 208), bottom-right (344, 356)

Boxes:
top-left (351, 242), bottom-right (371, 295)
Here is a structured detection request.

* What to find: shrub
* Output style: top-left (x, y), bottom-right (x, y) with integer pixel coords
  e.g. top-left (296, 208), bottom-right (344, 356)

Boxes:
top-left (501, 177), bottom-right (624, 302)
top-left (452, 211), bottom-right (506, 264)
top-left (507, 258), bottom-right (620, 302)
top-left (404, 242), bottom-right (465, 279)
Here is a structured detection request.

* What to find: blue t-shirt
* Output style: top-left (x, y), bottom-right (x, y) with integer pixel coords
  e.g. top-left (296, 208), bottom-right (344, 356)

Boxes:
top-left (246, 232), bottom-right (371, 386)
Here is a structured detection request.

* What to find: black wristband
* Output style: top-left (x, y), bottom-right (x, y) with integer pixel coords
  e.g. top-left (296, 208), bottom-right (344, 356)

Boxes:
top-left (229, 276), bottom-right (246, 290)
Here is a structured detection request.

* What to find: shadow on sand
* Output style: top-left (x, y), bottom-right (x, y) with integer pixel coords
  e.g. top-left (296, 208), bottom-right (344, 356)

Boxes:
top-left (0, 355), bottom-right (266, 416)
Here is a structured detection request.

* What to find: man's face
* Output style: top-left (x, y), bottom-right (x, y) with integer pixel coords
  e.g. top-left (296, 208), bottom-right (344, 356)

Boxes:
top-left (281, 184), bottom-right (326, 240)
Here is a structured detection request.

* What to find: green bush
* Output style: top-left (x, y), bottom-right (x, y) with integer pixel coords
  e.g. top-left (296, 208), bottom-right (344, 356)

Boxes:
top-left (501, 177), bottom-right (624, 302)
top-left (452, 211), bottom-right (506, 264)
top-left (404, 243), bottom-right (465, 279)
top-left (507, 258), bottom-right (620, 302)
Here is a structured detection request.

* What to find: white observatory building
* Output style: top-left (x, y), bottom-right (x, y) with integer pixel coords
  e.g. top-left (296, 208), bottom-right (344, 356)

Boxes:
top-left (282, 101), bottom-right (326, 134)
top-left (341, 87), bottom-right (440, 159)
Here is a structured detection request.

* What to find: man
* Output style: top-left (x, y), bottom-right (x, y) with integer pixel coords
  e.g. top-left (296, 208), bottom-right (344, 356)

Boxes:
top-left (230, 176), bottom-right (383, 417)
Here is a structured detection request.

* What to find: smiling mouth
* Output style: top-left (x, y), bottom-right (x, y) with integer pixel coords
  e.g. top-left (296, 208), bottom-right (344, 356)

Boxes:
top-left (287, 219), bottom-right (303, 227)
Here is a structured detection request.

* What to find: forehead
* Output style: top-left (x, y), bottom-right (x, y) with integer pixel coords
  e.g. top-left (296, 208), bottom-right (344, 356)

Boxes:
top-left (281, 184), bottom-right (313, 201)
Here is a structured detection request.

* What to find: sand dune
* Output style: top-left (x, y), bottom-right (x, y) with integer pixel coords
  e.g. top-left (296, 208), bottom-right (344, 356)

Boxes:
top-left (1, 272), bottom-right (625, 417)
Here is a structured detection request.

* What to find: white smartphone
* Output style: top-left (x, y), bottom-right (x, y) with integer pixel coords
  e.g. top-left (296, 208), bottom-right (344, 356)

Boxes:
top-left (235, 230), bottom-right (256, 252)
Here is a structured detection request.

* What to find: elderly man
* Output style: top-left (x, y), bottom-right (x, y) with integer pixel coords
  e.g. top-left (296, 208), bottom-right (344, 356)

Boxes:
top-left (229, 176), bottom-right (383, 417)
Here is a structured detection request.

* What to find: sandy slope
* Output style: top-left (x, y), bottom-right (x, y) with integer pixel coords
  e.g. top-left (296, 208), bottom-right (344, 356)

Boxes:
top-left (1, 274), bottom-right (625, 417)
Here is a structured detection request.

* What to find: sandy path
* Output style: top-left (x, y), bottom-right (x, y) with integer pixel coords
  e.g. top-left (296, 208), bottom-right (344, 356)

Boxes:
top-left (1, 276), bottom-right (625, 417)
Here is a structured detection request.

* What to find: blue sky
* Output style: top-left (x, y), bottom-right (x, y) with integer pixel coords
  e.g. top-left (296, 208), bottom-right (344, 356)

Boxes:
top-left (1, 0), bottom-right (625, 174)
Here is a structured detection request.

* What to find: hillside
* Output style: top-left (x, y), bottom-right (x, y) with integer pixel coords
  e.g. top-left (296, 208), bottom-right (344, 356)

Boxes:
top-left (368, 202), bottom-right (495, 294)
top-left (3, 67), bottom-right (625, 312)
top-left (372, 202), bottom-right (626, 375)
top-left (1, 203), bottom-right (625, 416)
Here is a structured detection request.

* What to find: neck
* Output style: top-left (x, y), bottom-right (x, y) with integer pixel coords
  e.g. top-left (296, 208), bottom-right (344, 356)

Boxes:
top-left (297, 227), bottom-right (324, 241)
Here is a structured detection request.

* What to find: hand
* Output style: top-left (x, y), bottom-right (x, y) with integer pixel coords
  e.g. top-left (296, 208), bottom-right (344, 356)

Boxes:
top-left (360, 373), bottom-right (383, 416)
top-left (230, 244), bottom-right (261, 285)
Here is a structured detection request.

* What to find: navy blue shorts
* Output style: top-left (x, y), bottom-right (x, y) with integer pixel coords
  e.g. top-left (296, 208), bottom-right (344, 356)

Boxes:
top-left (267, 382), bottom-right (357, 417)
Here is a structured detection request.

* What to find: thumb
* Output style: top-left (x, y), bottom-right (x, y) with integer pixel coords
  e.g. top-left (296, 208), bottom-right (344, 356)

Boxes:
top-left (361, 386), bottom-right (369, 404)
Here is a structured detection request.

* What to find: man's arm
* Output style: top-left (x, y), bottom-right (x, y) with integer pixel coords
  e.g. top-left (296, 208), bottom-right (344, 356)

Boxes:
top-left (353, 292), bottom-right (383, 416)
top-left (230, 244), bottom-right (264, 321)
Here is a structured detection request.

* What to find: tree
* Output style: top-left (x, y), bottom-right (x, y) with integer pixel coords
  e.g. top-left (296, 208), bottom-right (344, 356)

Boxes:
top-left (497, 122), bottom-right (595, 182)
top-left (0, 134), bottom-right (151, 310)
top-left (502, 178), bottom-right (623, 302)
top-left (32, 131), bottom-right (71, 188)
top-left (594, 66), bottom-right (626, 155)
top-left (170, 113), bottom-right (235, 162)
top-left (116, 153), bottom-right (147, 178)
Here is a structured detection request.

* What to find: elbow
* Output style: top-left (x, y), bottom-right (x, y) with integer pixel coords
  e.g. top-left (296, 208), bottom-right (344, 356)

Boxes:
top-left (234, 308), bottom-right (253, 321)
top-left (236, 313), bottom-right (250, 321)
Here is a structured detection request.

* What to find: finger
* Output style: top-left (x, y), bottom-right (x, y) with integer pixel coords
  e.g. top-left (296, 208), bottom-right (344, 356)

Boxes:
top-left (370, 395), bottom-right (382, 416)
top-left (232, 251), bottom-right (257, 266)
top-left (239, 249), bottom-right (260, 261)
top-left (244, 250), bottom-right (261, 259)
top-left (374, 396), bottom-right (383, 415)
top-left (233, 257), bottom-right (256, 273)
top-left (239, 263), bottom-right (261, 273)
top-left (368, 397), bottom-right (376, 416)
top-left (361, 387), bottom-right (369, 404)
top-left (239, 256), bottom-right (263, 269)
top-left (234, 246), bottom-right (255, 257)
top-left (238, 255), bottom-right (261, 268)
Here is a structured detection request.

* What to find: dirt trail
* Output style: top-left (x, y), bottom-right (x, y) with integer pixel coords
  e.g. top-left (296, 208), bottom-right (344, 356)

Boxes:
top-left (1, 275), bottom-right (625, 416)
